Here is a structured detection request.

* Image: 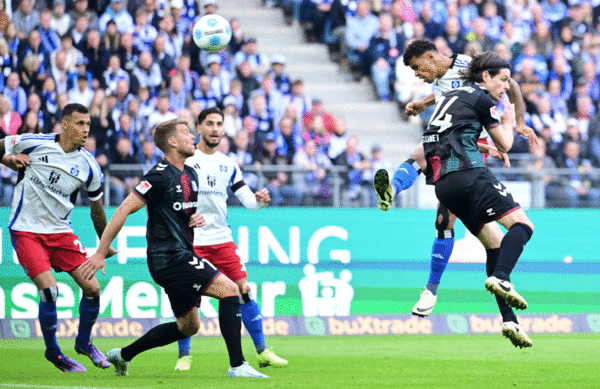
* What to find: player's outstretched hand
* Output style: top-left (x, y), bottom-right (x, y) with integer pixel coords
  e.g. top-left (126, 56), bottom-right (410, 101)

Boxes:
top-left (405, 101), bottom-right (426, 116)
top-left (106, 247), bottom-right (119, 258)
top-left (189, 212), bottom-right (206, 228)
top-left (1, 154), bottom-right (31, 171)
top-left (79, 253), bottom-right (106, 281)
top-left (255, 188), bottom-right (270, 204)
top-left (516, 124), bottom-right (540, 147)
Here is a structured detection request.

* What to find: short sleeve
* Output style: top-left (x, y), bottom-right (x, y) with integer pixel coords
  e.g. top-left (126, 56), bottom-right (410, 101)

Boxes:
top-left (134, 170), bottom-right (165, 203)
top-left (473, 93), bottom-right (501, 130)
top-left (5, 134), bottom-right (57, 155)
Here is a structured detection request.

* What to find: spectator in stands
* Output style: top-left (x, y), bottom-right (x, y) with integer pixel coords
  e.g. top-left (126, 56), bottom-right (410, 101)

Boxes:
top-left (233, 37), bottom-right (269, 75)
top-left (140, 139), bottom-right (161, 171)
top-left (153, 34), bottom-right (176, 83)
top-left (556, 140), bottom-right (600, 208)
top-left (259, 133), bottom-right (302, 206)
top-left (82, 29), bottom-right (107, 82)
top-left (104, 21), bottom-right (122, 53)
top-left (84, 135), bottom-right (108, 172)
top-left (168, 72), bottom-right (192, 112)
top-left (282, 79), bottom-right (311, 123)
top-left (132, 50), bottom-right (163, 96)
top-left (547, 56), bottom-right (574, 104)
top-left (250, 73), bottom-right (284, 123)
top-left (51, 0), bottom-right (72, 37)
top-left (367, 12), bottom-right (403, 101)
top-left (69, 74), bottom-right (95, 107)
top-left (235, 60), bottom-right (260, 105)
top-left (37, 9), bottom-right (61, 54)
top-left (70, 15), bottom-right (90, 51)
top-left (469, 17), bottom-right (495, 52)
top-left (70, 0), bottom-right (99, 30)
top-left (133, 9), bottom-right (158, 52)
top-left (327, 116), bottom-right (350, 160)
top-left (0, 95), bottom-right (21, 137)
top-left (331, 135), bottom-right (371, 207)
top-left (228, 17), bottom-right (246, 55)
top-left (530, 95), bottom-right (566, 136)
top-left (268, 53), bottom-right (291, 95)
top-left (444, 16), bottom-right (467, 56)
top-left (99, 0), bottom-right (134, 34)
top-left (309, 0), bottom-right (334, 44)
top-left (222, 95), bottom-right (242, 137)
top-left (103, 54), bottom-right (129, 93)
top-left (303, 98), bottom-right (335, 133)
top-left (194, 74), bottom-right (219, 111)
top-left (17, 110), bottom-right (43, 135)
top-left (345, 0), bottom-right (378, 80)
top-left (513, 58), bottom-right (545, 97)
top-left (13, 0), bottom-right (40, 40)
top-left (109, 136), bottom-right (143, 205)
top-left (3, 72), bottom-right (27, 117)
top-left (250, 94), bottom-right (275, 154)
top-left (148, 93), bottom-right (177, 129)
top-left (531, 20), bottom-right (554, 59)
top-left (117, 32), bottom-right (141, 74)
top-left (418, 2), bottom-right (443, 42)
top-left (293, 138), bottom-right (333, 206)
top-left (275, 115), bottom-right (303, 165)
top-left (206, 54), bottom-right (231, 105)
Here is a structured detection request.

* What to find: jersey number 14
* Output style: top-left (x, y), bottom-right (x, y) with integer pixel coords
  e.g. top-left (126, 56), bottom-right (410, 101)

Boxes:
top-left (428, 96), bottom-right (459, 133)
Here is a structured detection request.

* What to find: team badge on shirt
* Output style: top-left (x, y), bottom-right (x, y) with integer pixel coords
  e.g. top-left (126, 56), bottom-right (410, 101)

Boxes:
top-left (137, 180), bottom-right (152, 194)
top-left (451, 81), bottom-right (460, 88)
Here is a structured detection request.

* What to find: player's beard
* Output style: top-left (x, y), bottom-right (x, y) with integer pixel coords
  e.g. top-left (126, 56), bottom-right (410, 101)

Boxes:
top-left (202, 133), bottom-right (222, 149)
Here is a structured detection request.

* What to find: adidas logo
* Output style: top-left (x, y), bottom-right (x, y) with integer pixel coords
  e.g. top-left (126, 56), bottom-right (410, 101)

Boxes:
top-left (39, 156), bottom-right (48, 163)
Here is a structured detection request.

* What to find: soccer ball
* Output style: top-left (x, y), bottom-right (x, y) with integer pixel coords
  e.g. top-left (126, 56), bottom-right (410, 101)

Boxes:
top-left (192, 14), bottom-right (232, 52)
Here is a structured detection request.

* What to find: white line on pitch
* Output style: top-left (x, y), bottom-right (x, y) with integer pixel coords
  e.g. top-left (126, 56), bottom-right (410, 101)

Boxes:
top-left (0, 385), bottom-right (145, 389)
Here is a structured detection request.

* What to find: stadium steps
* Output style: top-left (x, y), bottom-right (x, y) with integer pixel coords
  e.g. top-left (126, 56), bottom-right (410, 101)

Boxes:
top-left (218, 0), bottom-right (421, 166)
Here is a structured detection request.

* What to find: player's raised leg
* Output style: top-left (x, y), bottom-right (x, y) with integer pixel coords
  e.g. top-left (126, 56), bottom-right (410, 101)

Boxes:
top-left (374, 144), bottom-right (425, 210)
top-left (70, 266), bottom-right (110, 368)
top-left (412, 203), bottom-right (456, 317)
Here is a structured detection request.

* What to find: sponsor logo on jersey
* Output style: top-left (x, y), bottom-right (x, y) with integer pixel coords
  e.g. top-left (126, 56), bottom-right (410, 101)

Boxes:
top-left (70, 167), bottom-right (79, 177)
top-left (136, 180), bottom-right (152, 194)
top-left (173, 201), bottom-right (198, 211)
top-left (49, 171), bottom-right (61, 185)
top-left (207, 175), bottom-right (216, 187)
top-left (490, 106), bottom-right (499, 120)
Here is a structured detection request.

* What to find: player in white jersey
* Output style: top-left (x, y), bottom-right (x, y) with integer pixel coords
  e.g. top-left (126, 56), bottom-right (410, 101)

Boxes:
top-left (373, 40), bottom-right (534, 348)
top-left (170, 107), bottom-right (287, 371)
top-left (0, 103), bottom-right (117, 372)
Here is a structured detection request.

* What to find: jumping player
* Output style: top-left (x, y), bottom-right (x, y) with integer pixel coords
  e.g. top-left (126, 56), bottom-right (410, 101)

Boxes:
top-left (0, 103), bottom-right (114, 372)
top-left (173, 107), bottom-right (287, 371)
top-left (80, 119), bottom-right (267, 378)
top-left (374, 39), bottom-right (537, 316)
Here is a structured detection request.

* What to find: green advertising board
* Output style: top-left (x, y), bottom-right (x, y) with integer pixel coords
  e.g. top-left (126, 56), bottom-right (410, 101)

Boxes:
top-left (0, 207), bottom-right (598, 321)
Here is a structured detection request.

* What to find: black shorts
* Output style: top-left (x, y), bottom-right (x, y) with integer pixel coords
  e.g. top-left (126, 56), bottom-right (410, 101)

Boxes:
top-left (150, 254), bottom-right (221, 318)
top-left (434, 168), bottom-right (521, 235)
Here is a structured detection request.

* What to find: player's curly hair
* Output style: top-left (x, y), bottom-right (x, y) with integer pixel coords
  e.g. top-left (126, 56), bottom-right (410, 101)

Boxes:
top-left (153, 119), bottom-right (189, 153)
top-left (403, 39), bottom-right (437, 66)
top-left (461, 52), bottom-right (511, 83)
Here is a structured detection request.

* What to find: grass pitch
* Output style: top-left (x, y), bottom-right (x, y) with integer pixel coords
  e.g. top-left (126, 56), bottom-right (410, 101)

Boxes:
top-left (0, 334), bottom-right (598, 389)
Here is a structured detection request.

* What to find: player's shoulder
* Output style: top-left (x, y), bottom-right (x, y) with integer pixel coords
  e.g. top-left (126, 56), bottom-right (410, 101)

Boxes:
top-left (11, 133), bottom-right (58, 149)
top-left (453, 54), bottom-right (471, 69)
top-left (78, 147), bottom-right (102, 170)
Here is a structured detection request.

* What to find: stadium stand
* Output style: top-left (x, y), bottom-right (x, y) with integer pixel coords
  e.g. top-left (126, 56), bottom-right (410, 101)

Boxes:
top-left (0, 0), bottom-right (599, 208)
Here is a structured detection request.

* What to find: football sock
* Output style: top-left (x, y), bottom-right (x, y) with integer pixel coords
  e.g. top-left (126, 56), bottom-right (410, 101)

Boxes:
top-left (486, 248), bottom-right (518, 323)
top-left (219, 296), bottom-right (245, 368)
top-left (39, 301), bottom-right (61, 357)
top-left (426, 234), bottom-right (454, 295)
top-left (391, 159), bottom-right (421, 194)
top-left (493, 223), bottom-right (533, 281)
top-left (178, 337), bottom-right (191, 358)
top-left (121, 322), bottom-right (187, 362)
top-left (240, 299), bottom-right (266, 354)
top-left (76, 296), bottom-right (99, 347)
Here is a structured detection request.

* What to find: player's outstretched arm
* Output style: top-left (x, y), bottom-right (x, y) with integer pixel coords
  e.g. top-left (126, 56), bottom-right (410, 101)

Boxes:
top-left (507, 78), bottom-right (540, 147)
top-left (79, 193), bottom-right (146, 280)
top-left (405, 93), bottom-right (435, 116)
top-left (89, 199), bottom-right (118, 258)
top-left (1, 154), bottom-right (31, 171)
top-left (234, 185), bottom-right (269, 210)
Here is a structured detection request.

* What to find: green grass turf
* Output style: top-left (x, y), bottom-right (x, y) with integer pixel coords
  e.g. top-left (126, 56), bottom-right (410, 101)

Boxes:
top-left (0, 334), bottom-right (598, 389)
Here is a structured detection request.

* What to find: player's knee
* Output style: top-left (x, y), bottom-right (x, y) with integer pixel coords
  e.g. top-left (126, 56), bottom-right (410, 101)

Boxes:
top-left (82, 285), bottom-right (101, 298)
top-left (224, 282), bottom-right (240, 299)
top-left (39, 285), bottom-right (59, 303)
top-left (239, 290), bottom-right (254, 305)
top-left (179, 321), bottom-right (200, 337)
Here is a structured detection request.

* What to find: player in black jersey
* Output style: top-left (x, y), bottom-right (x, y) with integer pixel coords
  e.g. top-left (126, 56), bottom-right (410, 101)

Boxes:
top-left (80, 119), bottom-right (268, 378)
top-left (423, 53), bottom-right (535, 347)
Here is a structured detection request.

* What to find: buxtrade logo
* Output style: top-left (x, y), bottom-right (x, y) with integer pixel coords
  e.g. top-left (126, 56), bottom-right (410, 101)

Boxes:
top-left (207, 175), bottom-right (216, 187)
top-left (49, 171), bottom-right (61, 185)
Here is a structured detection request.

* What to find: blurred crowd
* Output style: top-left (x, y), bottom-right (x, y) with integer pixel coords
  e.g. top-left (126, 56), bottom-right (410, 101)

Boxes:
top-left (276, 0), bottom-right (600, 207)
top-left (0, 0), bottom-right (393, 208)
top-left (1, 0), bottom-right (599, 208)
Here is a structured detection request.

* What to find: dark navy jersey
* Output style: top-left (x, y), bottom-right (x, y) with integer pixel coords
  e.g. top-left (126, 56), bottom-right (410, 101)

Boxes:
top-left (133, 160), bottom-right (199, 271)
top-left (423, 82), bottom-right (501, 184)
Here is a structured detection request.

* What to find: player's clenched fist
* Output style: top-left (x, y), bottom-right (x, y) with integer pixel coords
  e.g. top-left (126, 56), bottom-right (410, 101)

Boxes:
top-left (255, 188), bottom-right (270, 205)
top-left (189, 212), bottom-right (206, 228)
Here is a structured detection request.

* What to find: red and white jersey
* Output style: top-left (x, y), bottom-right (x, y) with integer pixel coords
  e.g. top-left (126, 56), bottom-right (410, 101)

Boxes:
top-left (5, 134), bottom-right (103, 234)
top-left (185, 149), bottom-right (244, 246)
